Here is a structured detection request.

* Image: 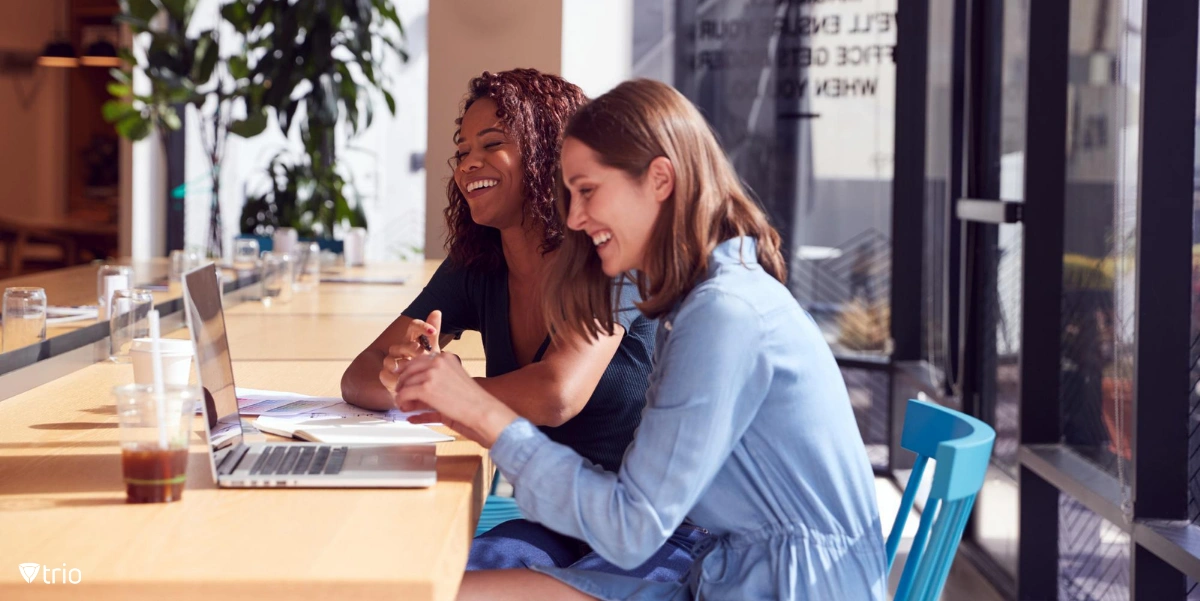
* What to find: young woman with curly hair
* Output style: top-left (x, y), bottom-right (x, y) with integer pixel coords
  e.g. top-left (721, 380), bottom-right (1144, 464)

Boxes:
top-left (340, 69), bottom-right (704, 579)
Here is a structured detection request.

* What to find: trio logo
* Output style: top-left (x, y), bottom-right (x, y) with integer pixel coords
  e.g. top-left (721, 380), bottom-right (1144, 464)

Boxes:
top-left (17, 563), bottom-right (82, 584)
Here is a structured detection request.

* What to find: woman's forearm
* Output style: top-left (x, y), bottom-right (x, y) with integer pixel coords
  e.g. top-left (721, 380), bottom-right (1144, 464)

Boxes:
top-left (340, 349), bottom-right (399, 411)
top-left (475, 363), bottom-right (586, 427)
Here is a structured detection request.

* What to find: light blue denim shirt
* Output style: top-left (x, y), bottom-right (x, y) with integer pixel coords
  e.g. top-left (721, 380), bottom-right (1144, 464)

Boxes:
top-left (490, 237), bottom-right (887, 600)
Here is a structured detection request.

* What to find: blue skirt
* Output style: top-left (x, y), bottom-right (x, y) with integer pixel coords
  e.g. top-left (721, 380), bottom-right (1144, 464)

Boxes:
top-left (467, 519), bottom-right (707, 583)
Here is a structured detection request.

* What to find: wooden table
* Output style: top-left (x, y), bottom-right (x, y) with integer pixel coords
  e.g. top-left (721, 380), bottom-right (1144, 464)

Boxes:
top-left (222, 261), bottom-right (484, 360)
top-left (0, 260), bottom-right (172, 309)
top-left (0, 261), bottom-right (492, 600)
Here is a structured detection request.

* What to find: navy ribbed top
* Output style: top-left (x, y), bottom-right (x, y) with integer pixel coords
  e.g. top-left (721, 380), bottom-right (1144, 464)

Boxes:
top-left (403, 260), bottom-right (655, 472)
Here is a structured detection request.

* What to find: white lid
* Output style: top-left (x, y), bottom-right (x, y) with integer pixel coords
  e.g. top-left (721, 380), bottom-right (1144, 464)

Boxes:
top-left (129, 338), bottom-right (194, 355)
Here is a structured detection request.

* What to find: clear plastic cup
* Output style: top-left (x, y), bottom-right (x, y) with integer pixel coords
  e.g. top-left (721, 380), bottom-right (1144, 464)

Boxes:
top-left (113, 383), bottom-right (198, 503)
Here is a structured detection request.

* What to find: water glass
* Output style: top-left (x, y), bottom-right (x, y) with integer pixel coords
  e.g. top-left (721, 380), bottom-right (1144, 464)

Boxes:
top-left (168, 249), bottom-right (202, 282)
top-left (97, 264), bottom-right (133, 320)
top-left (109, 288), bottom-right (154, 361)
top-left (259, 252), bottom-right (291, 306)
top-left (293, 242), bottom-right (322, 292)
top-left (232, 238), bottom-right (261, 271)
top-left (2, 287), bottom-right (47, 352)
top-left (168, 250), bottom-right (186, 282)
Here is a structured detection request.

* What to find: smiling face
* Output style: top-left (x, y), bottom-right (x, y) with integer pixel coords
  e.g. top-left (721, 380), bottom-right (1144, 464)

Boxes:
top-left (452, 98), bottom-right (526, 230)
top-left (560, 137), bottom-right (673, 277)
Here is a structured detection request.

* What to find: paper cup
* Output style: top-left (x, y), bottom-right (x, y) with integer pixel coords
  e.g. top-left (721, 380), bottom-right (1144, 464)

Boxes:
top-left (130, 338), bottom-right (194, 387)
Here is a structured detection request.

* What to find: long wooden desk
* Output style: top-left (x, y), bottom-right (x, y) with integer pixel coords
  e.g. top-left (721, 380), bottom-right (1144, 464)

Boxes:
top-left (0, 260), bottom-right (491, 600)
top-left (0, 260), bottom-right (257, 378)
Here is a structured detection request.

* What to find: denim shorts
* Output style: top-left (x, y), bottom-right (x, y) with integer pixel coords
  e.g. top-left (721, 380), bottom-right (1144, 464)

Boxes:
top-left (467, 518), bottom-right (708, 584)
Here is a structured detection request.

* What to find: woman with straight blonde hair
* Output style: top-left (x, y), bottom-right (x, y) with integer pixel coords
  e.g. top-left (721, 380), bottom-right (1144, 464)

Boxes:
top-left (391, 79), bottom-right (887, 600)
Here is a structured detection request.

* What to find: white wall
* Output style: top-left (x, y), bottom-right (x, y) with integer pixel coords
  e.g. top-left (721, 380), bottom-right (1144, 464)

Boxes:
top-left (424, 0), bottom-right (563, 260)
top-left (562, 0), bottom-right (633, 98)
top-left (181, 0), bottom-right (428, 261)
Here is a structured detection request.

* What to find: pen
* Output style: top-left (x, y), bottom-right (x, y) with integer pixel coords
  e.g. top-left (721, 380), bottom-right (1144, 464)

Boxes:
top-left (417, 334), bottom-right (435, 354)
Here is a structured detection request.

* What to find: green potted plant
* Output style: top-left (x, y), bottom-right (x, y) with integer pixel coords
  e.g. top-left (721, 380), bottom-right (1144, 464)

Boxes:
top-left (224, 0), bottom-right (405, 250)
top-left (105, 0), bottom-right (272, 258)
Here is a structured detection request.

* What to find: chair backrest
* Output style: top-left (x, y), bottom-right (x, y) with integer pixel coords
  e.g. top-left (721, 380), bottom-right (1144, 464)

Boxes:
top-left (886, 399), bottom-right (996, 601)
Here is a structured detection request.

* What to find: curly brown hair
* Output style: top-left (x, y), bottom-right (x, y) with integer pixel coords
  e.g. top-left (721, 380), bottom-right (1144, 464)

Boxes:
top-left (444, 69), bottom-right (589, 270)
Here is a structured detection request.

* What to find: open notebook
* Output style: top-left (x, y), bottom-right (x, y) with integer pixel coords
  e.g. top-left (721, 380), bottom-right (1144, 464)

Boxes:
top-left (254, 400), bottom-right (454, 445)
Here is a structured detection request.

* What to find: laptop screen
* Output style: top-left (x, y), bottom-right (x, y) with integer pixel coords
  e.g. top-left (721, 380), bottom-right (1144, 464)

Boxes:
top-left (182, 264), bottom-right (243, 453)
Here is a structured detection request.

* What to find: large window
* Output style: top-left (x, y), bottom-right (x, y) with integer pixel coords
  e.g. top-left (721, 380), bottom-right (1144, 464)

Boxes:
top-left (673, 0), bottom-right (897, 468)
top-left (1059, 0), bottom-right (1139, 482)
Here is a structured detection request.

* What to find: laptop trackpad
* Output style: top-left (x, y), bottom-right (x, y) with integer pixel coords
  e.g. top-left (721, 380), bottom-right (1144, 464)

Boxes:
top-left (353, 446), bottom-right (436, 472)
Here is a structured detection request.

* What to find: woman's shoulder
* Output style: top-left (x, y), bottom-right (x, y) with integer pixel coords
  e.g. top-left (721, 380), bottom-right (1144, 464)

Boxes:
top-left (430, 258), bottom-right (505, 292)
top-left (675, 266), bottom-right (785, 326)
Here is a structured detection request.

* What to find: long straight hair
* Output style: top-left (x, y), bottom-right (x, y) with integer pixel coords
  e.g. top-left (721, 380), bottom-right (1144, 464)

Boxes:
top-left (545, 79), bottom-right (786, 341)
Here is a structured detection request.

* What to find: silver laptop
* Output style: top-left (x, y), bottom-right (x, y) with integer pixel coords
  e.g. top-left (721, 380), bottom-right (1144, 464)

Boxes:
top-left (182, 263), bottom-right (437, 488)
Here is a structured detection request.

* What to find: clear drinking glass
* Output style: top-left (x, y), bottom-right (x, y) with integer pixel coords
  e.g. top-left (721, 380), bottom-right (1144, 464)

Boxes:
top-left (293, 242), bottom-right (322, 292)
top-left (109, 288), bottom-right (154, 361)
top-left (259, 251), bottom-right (290, 306)
top-left (233, 238), bottom-right (261, 271)
top-left (2, 287), bottom-right (47, 352)
top-left (97, 264), bottom-right (133, 319)
top-left (168, 250), bottom-right (188, 282)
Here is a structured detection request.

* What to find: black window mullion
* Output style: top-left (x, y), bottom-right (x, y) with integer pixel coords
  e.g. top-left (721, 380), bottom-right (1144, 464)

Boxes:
top-left (1016, 0), bottom-right (1071, 598)
top-left (1130, 0), bottom-right (1198, 596)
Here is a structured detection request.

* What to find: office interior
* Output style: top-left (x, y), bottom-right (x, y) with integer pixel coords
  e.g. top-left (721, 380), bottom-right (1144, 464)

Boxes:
top-left (2, 0), bottom-right (1199, 599)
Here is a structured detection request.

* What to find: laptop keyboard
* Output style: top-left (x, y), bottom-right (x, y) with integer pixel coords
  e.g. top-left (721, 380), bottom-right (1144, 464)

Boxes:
top-left (249, 445), bottom-right (348, 476)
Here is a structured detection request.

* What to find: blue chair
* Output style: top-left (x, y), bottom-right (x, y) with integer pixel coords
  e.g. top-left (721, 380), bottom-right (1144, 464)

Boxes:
top-left (887, 399), bottom-right (996, 601)
top-left (474, 470), bottom-right (523, 537)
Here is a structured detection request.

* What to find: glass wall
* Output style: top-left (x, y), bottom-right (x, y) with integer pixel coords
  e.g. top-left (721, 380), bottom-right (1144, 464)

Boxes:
top-left (1058, 492), bottom-right (1131, 601)
top-left (1059, 0), bottom-right (1139, 486)
top-left (673, 0), bottom-right (896, 357)
top-left (921, 0), bottom-right (956, 406)
top-left (673, 0), bottom-right (897, 468)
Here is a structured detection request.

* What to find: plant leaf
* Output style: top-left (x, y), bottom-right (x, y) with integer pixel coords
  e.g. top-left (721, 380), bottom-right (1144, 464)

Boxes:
top-left (382, 89), bottom-right (395, 115)
top-left (159, 0), bottom-right (190, 23)
top-left (229, 109), bottom-right (268, 137)
top-left (162, 107), bottom-right (182, 130)
top-left (115, 113), bottom-right (152, 141)
top-left (102, 100), bottom-right (138, 123)
top-left (190, 33), bottom-right (218, 84)
top-left (220, 1), bottom-right (251, 34)
top-left (123, 0), bottom-right (159, 23)
top-left (108, 68), bottom-right (133, 85)
top-left (107, 82), bottom-right (132, 98)
top-left (228, 55), bottom-right (250, 80)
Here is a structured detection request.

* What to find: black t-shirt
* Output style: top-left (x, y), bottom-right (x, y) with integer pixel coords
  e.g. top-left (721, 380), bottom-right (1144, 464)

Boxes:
top-left (403, 261), bottom-right (655, 472)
